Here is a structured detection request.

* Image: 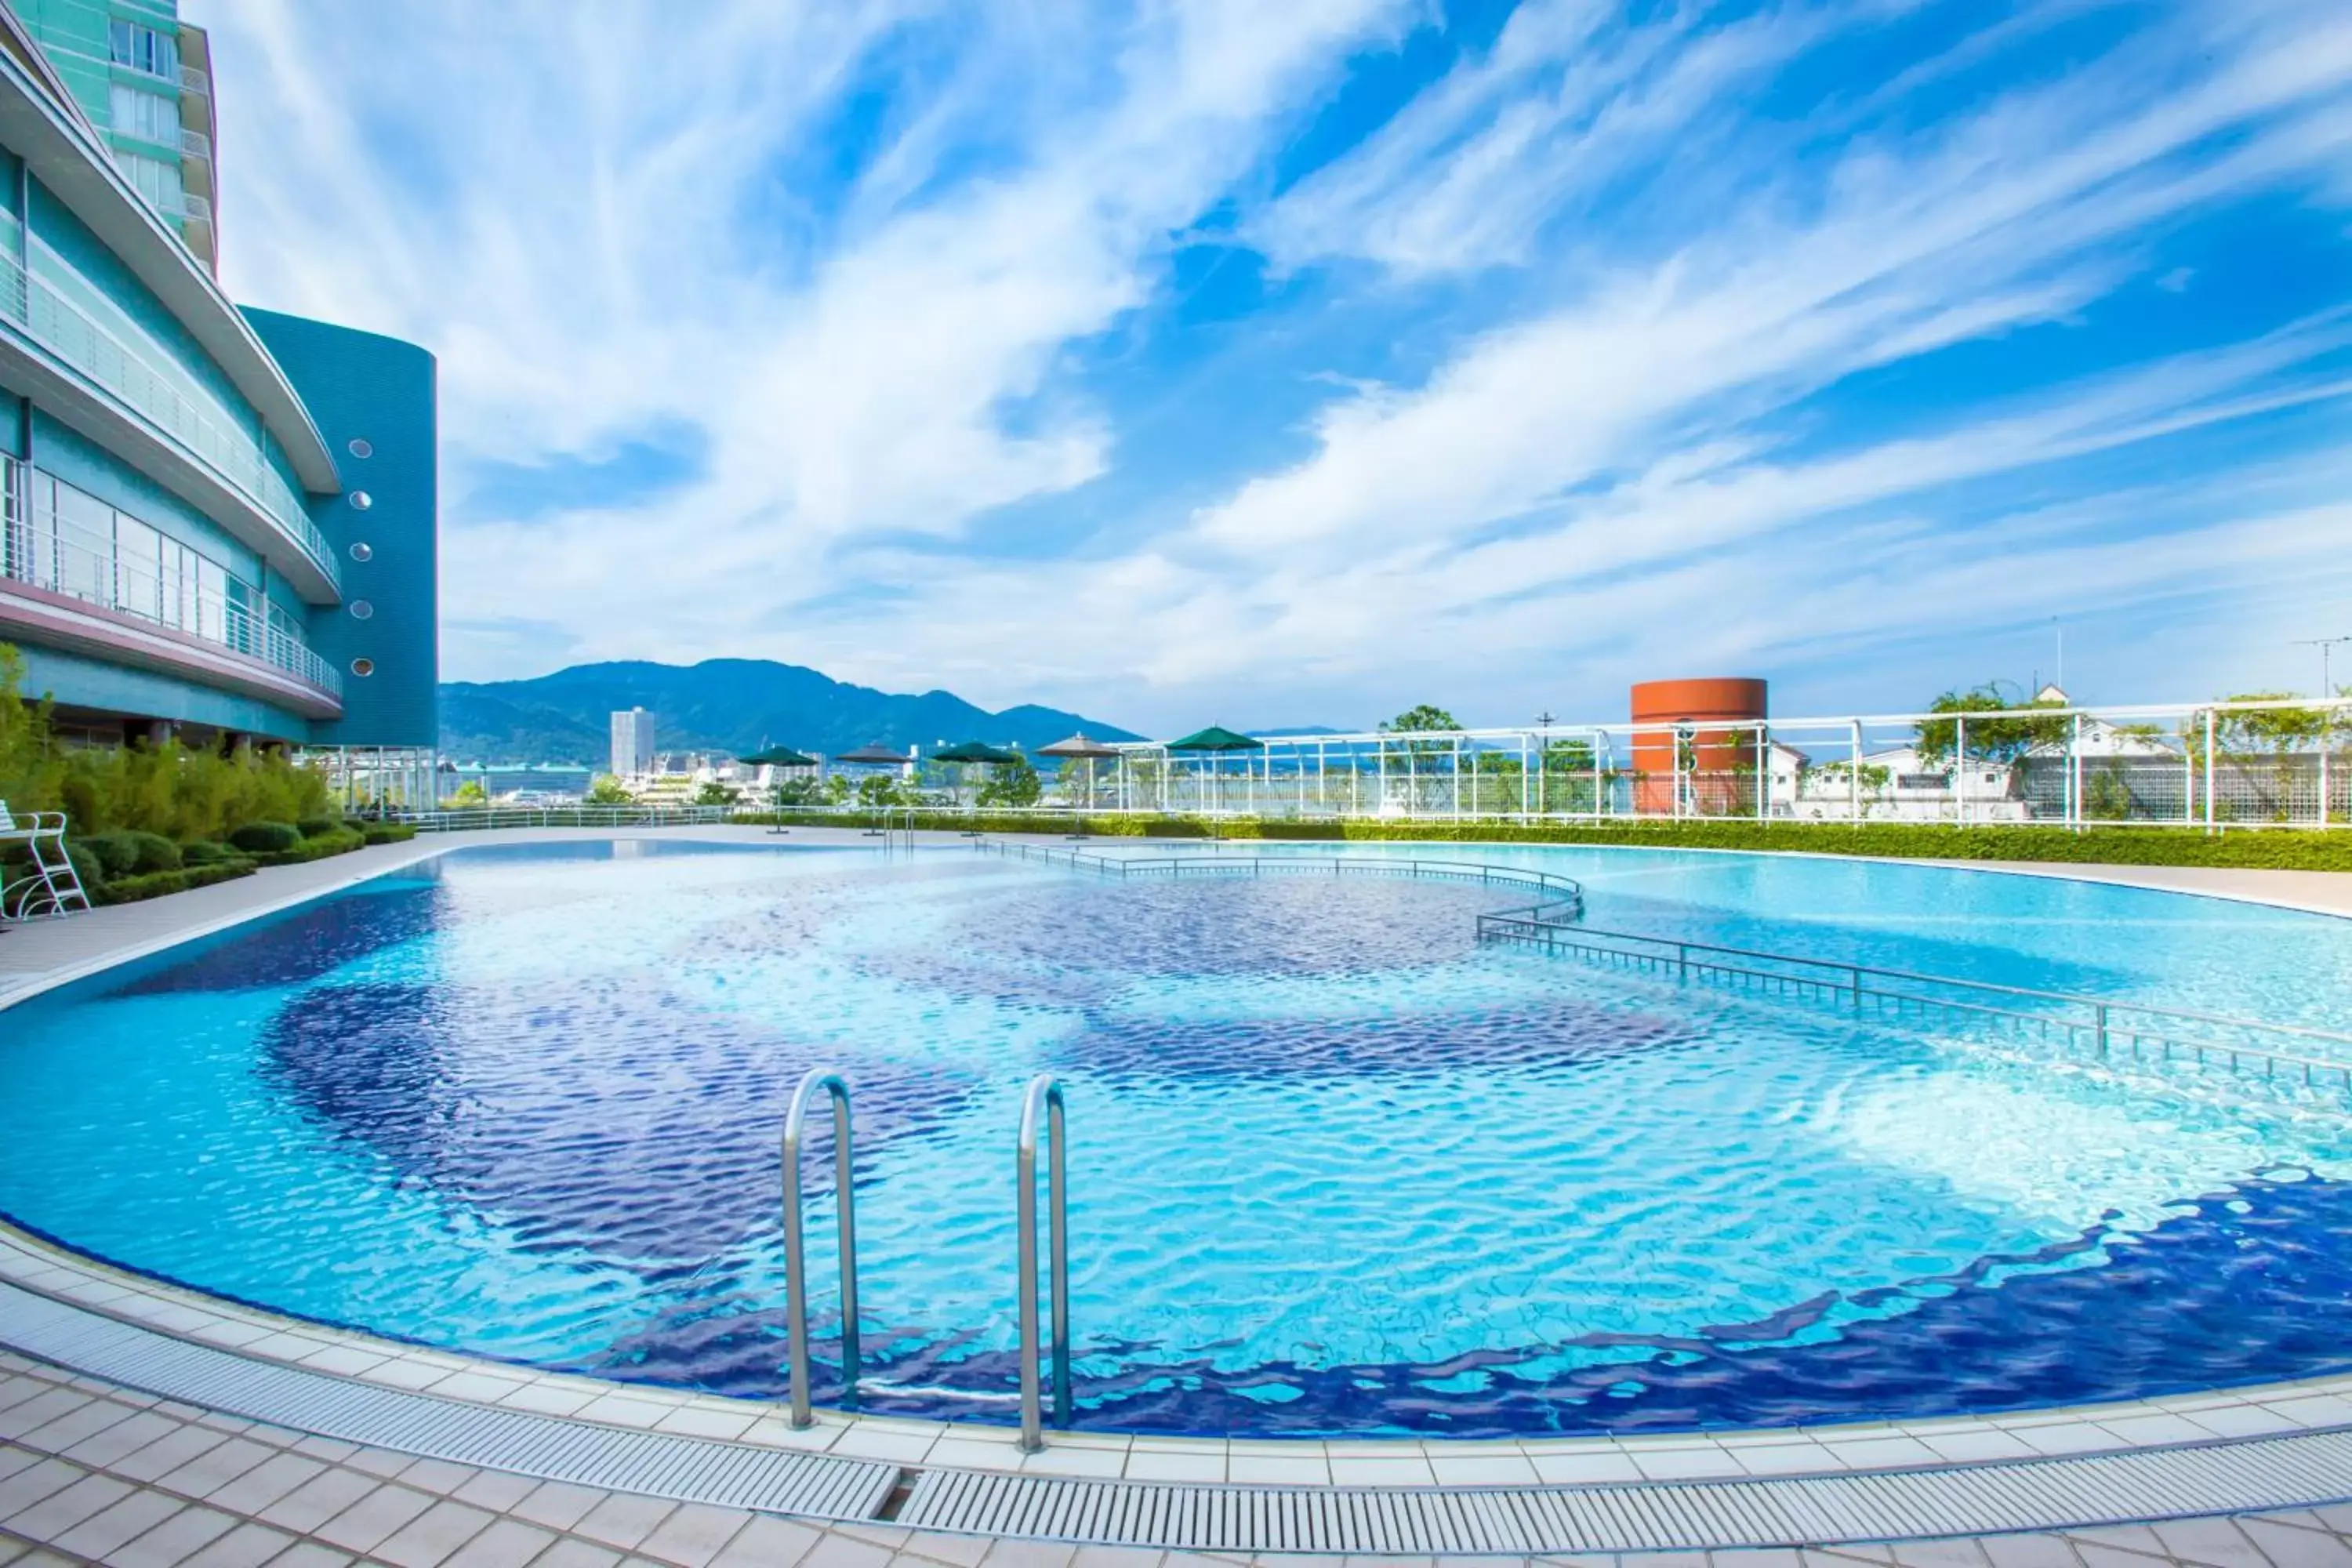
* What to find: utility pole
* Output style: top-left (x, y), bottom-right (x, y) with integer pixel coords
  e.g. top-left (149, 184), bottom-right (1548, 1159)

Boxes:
top-left (1537, 710), bottom-right (1556, 728)
top-left (2294, 636), bottom-right (2352, 697)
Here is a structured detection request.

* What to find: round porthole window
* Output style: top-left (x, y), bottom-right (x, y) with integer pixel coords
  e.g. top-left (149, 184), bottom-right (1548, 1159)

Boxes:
top-left (349, 491), bottom-right (373, 511)
top-left (350, 600), bottom-right (374, 620)
top-left (347, 437), bottom-right (374, 459)
top-left (348, 542), bottom-right (373, 563)
top-left (350, 657), bottom-right (375, 677)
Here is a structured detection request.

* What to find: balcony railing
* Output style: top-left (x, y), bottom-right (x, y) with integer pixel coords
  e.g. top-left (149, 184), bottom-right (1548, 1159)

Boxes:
top-left (177, 66), bottom-right (209, 96)
top-left (180, 127), bottom-right (210, 161)
top-left (0, 249), bottom-right (336, 593)
top-left (1, 476), bottom-right (340, 700)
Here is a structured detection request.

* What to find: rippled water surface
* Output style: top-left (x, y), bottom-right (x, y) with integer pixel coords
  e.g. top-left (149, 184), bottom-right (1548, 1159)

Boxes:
top-left (4, 838), bottom-right (2351, 1436)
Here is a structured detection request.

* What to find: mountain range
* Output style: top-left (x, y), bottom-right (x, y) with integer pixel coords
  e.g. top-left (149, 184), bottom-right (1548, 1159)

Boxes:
top-left (437, 659), bottom-right (1142, 766)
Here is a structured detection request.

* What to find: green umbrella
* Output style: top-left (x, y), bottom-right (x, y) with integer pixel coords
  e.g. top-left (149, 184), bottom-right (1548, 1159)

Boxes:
top-left (736, 745), bottom-right (818, 831)
top-left (929, 740), bottom-right (1018, 808)
top-left (1167, 725), bottom-right (1263, 752)
top-left (1167, 726), bottom-right (1264, 816)
top-left (737, 745), bottom-right (818, 768)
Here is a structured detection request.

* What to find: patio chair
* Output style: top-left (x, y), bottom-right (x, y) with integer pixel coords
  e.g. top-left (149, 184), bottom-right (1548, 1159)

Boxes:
top-left (1, 801), bottom-right (93, 920)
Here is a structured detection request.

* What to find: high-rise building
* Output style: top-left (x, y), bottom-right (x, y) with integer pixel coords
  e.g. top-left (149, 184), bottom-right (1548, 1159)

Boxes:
top-left (7, 0), bottom-right (220, 270)
top-left (611, 708), bottom-right (655, 778)
top-left (0, 0), bottom-right (439, 807)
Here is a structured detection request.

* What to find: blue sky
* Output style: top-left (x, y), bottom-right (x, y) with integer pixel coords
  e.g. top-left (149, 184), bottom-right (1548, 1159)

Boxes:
top-left (204, 0), bottom-right (2352, 734)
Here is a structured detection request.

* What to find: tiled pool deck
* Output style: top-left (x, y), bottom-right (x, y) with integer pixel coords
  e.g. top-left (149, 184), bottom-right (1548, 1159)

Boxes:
top-left (2, 826), bottom-right (2350, 1564)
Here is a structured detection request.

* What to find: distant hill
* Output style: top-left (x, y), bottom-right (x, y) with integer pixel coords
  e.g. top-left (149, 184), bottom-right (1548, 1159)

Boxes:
top-left (438, 659), bottom-right (1142, 766)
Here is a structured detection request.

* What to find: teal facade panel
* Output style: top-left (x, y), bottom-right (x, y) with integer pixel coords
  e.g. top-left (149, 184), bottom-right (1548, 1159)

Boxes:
top-left (16, 641), bottom-right (308, 737)
top-left (242, 307), bottom-right (436, 750)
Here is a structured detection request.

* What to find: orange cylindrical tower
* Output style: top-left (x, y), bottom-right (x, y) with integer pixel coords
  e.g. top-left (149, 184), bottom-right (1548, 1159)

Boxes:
top-left (1629, 677), bottom-right (1769, 815)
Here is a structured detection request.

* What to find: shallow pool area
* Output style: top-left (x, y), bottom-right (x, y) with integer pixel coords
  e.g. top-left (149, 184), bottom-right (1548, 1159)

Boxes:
top-left (3, 838), bottom-right (2350, 1439)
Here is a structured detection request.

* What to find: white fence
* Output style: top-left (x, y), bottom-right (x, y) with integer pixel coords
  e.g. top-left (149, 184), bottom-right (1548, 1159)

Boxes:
top-left (1083, 698), bottom-right (2352, 829)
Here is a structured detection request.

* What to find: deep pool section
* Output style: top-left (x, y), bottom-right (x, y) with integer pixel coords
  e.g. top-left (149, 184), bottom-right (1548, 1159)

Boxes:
top-left (2, 838), bottom-right (2350, 1437)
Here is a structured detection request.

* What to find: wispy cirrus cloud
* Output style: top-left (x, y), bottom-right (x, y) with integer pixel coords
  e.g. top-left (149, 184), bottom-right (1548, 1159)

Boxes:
top-left (204, 0), bottom-right (2352, 732)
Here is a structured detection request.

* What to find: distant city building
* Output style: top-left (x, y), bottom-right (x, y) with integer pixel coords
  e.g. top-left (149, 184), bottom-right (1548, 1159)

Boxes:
top-left (611, 708), bottom-right (655, 776)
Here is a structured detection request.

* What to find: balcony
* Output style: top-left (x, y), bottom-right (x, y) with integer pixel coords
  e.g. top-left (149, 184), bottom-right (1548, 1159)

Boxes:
top-left (1, 467), bottom-right (341, 707)
top-left (0, 249), bottom-right (338, 597)
top-left (176, 65), bottom-right (208, 97)
top-left (179, 126), bottom-right (209, 161)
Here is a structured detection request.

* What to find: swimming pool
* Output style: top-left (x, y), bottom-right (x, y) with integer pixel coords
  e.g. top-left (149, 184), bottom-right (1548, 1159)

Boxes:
top-left (3, 837), bottom-right (2350, 1438)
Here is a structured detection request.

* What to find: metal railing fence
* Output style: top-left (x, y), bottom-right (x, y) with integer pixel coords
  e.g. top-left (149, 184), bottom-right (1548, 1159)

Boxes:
top-left (396, 804), bottom-right (739, 832)
top-left (1480, 915), bottom-right (2352, 1090)
top-left (1, 470), bottom-right (339, 697)
top-left (0, 249), bottom-right (336, 591)
top-left (980, 838), bottom-right (1585, 924)
top-left (1088, 697), bottom-right (2352, 830)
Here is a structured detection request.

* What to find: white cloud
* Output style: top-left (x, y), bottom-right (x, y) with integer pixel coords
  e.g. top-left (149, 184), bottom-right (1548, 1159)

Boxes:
top-left (198, 0), bottom-right (2352, 732)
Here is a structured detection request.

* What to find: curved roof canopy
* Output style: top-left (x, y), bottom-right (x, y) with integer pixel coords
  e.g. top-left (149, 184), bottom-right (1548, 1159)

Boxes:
top-left (737, 746), bottom-right (818, 768)
top-left (1037, 733), bottom-right (1122, 760)
top-left (833, 742), bottom-right (911, 764)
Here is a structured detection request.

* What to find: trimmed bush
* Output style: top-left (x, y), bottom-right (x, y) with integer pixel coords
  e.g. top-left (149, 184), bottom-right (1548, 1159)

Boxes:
top-left (123, 829), bottom-right (182, 873)
top-left (296, 816), bottom-right (341, 839)
top-left (74, 830), bottom-right (142, 880)
top-left (228, 821), bottom-right (303, 854)
top-left (360, 822), bottom-right (418, 846)
top-left (177, 840), bottom-right (241, 866)
top-left (96, 859), bottom-right (256, 905)
top-left (250, 825), bottom-right (365, 866)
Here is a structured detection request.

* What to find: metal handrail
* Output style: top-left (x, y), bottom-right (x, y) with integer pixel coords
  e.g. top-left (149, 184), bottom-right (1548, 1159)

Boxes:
top-left (1016, 1073), bottom-right (1070, 1452)
top-left (781, 1067), bottom-right (860, 1427)
top-left (978, 839), bottom-right (1584, 925)
top-left (1485, 916), bottom-right (2352, 1087)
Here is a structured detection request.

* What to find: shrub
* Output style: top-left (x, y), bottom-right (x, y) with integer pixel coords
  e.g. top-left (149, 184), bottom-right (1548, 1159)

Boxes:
top-left (250, 825), bottom-right (365, 866)
top-left (177, 840), bottom-right (243, 866)
top-left (96, 859), bottom-right (256, 905)
top-left (296, 816), bottom-right (340, 838)
top-left (361, 822), bottom-right (417, 846)
top-left (74, 830), bottom-right (142, 879)
top-left (228, 821), bottom-right (303, 854)
top-left (123, 829), bottom-right (182, 873)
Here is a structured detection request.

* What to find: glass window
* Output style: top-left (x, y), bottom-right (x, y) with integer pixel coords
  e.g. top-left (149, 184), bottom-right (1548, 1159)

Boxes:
top-left (112, 514), bottom-right (160, 620)
top-left (108, 20), bottom-right (179, 79)
top-left (195, 555), bottom-right (227, 642)
top-left (112, 151), bottom-right (185, 215)
top-left (109, 85), bottom-right (180, 146)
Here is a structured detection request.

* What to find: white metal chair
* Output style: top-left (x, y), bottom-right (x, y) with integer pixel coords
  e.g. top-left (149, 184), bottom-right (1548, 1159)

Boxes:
top-left (1, 801), bottom-right (93, 920)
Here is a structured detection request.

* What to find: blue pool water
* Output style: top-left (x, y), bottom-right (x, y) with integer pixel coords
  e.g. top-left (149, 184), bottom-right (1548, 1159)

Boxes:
top-left (4, 839), bottom-right (2352, 1437)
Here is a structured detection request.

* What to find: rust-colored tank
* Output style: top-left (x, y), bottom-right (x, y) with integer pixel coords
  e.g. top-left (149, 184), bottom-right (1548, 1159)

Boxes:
top-left (1629, 677), bottom-right (1769, 814)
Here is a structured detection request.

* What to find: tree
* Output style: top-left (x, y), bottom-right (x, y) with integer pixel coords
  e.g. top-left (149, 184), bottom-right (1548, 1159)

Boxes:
top-left (443, 778), bottom-right (489, 808)
top-left (1913, 684), bottom-right (2067, 768)
top-left (978, 753), bottom-right (1044, 808)
top-left (584, 774), bottom-right (633, 804)
top-left (692, 782), bottom-right (742, 807)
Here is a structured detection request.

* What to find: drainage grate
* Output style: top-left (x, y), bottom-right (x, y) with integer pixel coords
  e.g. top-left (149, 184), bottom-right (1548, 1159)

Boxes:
top-left (6, 1279), bottom-right (2352, 1551)
top-left (0, 1283), bottom-right (897, 1521)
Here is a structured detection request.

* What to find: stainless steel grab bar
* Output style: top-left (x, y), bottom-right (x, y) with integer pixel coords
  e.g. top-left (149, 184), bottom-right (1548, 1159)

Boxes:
top-left (782, 1067), bottom-right (860, 1428)
top-left (1016, 1073), bottom-right (1071, 1451)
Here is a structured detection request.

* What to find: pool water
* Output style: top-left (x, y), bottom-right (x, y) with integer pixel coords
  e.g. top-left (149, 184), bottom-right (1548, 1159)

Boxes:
top-left (3, 839), bottom-right (2350, 1437)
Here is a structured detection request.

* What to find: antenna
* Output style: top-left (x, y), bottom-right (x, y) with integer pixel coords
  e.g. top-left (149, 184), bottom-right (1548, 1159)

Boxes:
top-left (2293, 635), bottom-right (2352, 697)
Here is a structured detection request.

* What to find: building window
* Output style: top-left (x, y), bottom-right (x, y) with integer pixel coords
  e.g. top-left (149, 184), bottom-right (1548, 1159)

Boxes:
top-left (349, 600), bottom-right (373, 620)
top-left (112, 151), bottom-right (185, 216)
top-left (108, 84), bottom-right (179, 146)
top-left (108, 20), bottom-right (180, 80)
top-left (349, 542), bottom-right (373, 562)
top-left (347, 491), bottom-right (372, 510)
top-left (347, 438), bottom-right (373, 459)
top-left (350, 658), bottom-right (375, 677)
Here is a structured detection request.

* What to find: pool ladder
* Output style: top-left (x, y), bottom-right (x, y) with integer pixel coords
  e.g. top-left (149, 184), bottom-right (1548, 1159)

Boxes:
top-left (779, 1067), bottom-right (1075, 1447)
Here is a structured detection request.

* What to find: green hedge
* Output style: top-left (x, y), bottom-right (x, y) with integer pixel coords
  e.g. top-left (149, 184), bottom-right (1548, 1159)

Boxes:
top-left (228, 821), bottom-right (303, 854)
top-left (360, 822), bottom-right (418, 846)
top-left (737, 810), bottom-right (2352, 871)
top-left (96, 859), bottom-right (257, 905)
top-left (250, 825), bottom-right (365, 867)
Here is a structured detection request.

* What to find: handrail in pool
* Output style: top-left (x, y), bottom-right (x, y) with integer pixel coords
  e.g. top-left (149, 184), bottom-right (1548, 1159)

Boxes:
top-left (781, 1067), bottom-right (860, 1427)
top-left (1483, 915), bottom-right (2352, 1089)
top-left (976, 838), bottom-right (1585, 927)
top-left (1015, 1073), bottom-right (1071, 1452)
